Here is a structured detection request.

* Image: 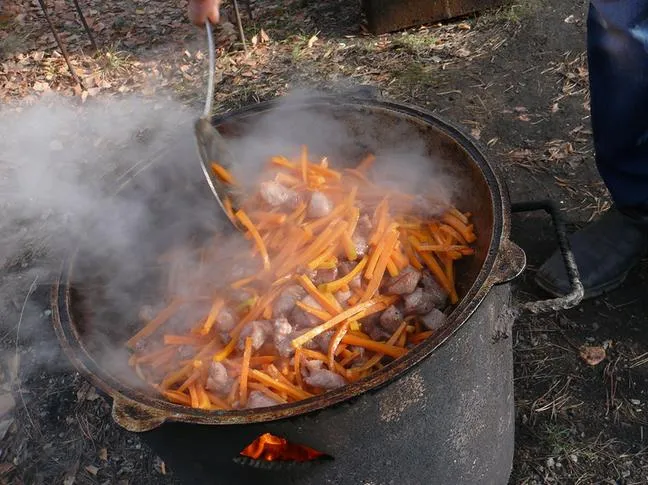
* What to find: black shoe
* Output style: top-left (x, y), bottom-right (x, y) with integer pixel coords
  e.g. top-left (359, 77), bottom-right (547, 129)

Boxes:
top-left (535, 207), bottom-right (648, 299)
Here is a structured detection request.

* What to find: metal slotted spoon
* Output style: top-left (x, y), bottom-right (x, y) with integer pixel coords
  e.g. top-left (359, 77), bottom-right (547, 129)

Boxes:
top-left (194, 20), bottom-right (243, 230)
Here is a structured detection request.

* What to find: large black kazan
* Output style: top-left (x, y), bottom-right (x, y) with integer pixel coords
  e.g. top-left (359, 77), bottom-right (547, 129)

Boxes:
top-left (51, 93), bottom-right (583, 485)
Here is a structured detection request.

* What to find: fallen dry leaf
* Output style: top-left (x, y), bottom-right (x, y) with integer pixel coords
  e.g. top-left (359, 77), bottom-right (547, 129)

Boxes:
top-left (98, 448), bottom-right (108, 461)
top-left (307, 35), bottom-right (318, 49)
top-left (260, 29), bottom-right (270, 43)
top-left (84, 465), bottom-right (99, 476)
top-left (580, 346), bottom-right (606, 366)
top-left (33, 81), bottom-right (49, 92)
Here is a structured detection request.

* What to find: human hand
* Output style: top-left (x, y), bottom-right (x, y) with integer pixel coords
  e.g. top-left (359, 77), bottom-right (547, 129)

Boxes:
top-left (188, 0), bottom-right (222, 26)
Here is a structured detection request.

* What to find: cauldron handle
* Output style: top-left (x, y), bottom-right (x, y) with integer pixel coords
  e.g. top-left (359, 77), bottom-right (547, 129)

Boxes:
top-left (111, 394), bottom-right (167, 432)
top-left (508, 200), bottom-right (585, 314)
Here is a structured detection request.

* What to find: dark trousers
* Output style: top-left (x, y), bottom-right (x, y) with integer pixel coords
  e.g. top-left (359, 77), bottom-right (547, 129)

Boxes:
top-left (588, 1), bottom-right (648, 208)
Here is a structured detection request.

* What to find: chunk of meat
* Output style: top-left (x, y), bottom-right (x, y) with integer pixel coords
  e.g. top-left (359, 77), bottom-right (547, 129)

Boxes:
top-left (303, 359), bottom-right (324, 376)
top-left (259, 181), bottom-right (300, 208)
top-left (379, 305), bottom-right (403, 333)
top-left (312, 267), bottom-right (338, 285)
top-left (304, 369), bottom-right (347, 390)
top-left (307, 191), bottom-right (333, 218)
top-left (314, 330), bottom-right (334, 353)
top-left (403, 288), bottom-right (437, 316)
top-left (215, 307), bottom-right (236, 333)
top-left (290, 295), bottom-right (324, 329)
top-left (420, 272), bottom-right (449, 309)
top-left (352, 234), bottom-right (369, 258)
top-left (246, 390), bottom-right (280, 409)
top-left (362, 314), bottom-right (391, 341)
top-left (421, 308), bottom-right (447, 332)
top-left (272, 285), bottom-right (307, 317)
top-left (238, 320), bottom-right (272, 351)
top-left (335, 288), bottom-right (353, 306)
top-left (273, 317), bottom-right (294, 358)
top-left (206, 362), bottom-right (233, 394)
top-left (384, 267), bottom-right (421, 295)
top-left (412, 195), bottom-right (447, 219)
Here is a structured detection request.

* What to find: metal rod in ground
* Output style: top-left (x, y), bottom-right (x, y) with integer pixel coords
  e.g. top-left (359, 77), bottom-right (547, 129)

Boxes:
top-left (232, 0), bottom-right (248, 52)
top-left (71, 0), bottom-right (98, 51)
top-left (36, 0), bottom-right (86, 90)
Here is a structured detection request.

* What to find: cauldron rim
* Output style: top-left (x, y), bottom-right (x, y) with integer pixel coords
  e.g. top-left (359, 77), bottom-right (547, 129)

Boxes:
top-left (51, 94), bottom-right (521, 431)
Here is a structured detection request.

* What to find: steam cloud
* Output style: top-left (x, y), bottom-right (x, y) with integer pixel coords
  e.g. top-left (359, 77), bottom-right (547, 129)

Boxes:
top-left (0, 89), bottom-right (458, 389)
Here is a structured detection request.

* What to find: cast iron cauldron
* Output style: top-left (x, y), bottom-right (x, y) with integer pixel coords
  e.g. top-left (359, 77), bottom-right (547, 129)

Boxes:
top-left (51, 93), bottom-right (583, 485)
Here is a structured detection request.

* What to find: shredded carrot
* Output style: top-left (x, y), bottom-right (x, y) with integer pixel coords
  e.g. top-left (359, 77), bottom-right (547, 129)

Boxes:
top-left (294, 349), bottom-right (303, 389)
top-left (297, 274), bottom-right (343, 314)
top-left (199, 298), bottom-right (225, 335)
top-left (248, 382), bottom-right (288, 404)
top-left (409, 330), bottom-right (434, 344)
top-left (362, 228), bottom-right (399, 302)
top-left (222, 197), bottom-right (236, 222)
top-left (341, 334), bottom-right (406, 358)
top-left (356, 153), bottom-right (376, 172)
top-left (164, 390), bottom-right (191, 406)
top-left (291, 298), bottom-right (383, 349)
top-left (236, 210), bottom-right (270, 271)
top-left (188, 384), bottom-right (200, 408)
top-left (300, 145), bottom-right (308, 182)
top-left (205, 390), bottom-right (230, 409)
top-left (211, 162), bottom-right (237, 185)
top-left (126, 300), bottom-right (183, 349)
top-left (328, 322), bottom-right (349, 369)
top-left (295, 300), bottom-right (333, 322)
top-left (386, 258), bottom-right (399, 277)
top-left (249, 369), bottom-right (313, 401)
top-left (442, 213), bottom-right (477, 243)
top-left (239, 337), bottom-right (253, 407)
top-left (321, 256), bottom-right (368, 293)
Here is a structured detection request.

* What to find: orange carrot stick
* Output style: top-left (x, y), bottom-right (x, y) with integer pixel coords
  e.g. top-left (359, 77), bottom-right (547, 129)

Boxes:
top-left (356, 153), bottom-right (376, 172)
top-left (239, 337), bottom-right (253, 407)
top-left (328, 322), bottom-right (349, 369)
top-left (126, 300), bottom-right (183, 349)
top-left (249, 369), bottom-right (313, 400)
top-left (211, 163), bottom-right (237, 184)
top-left (291, 298), bottom-right (382, 349)
top-left (199, 298), bottom-right (225, 335)
top-left (320, 256), bottom-right (368, 293)
top-left (341, 334), bottom-right (406, 358)
top-left (236, 210), bottom-right (270, 270)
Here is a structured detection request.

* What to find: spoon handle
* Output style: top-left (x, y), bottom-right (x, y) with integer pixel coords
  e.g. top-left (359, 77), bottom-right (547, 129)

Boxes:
top-left (204, 20), bottom-right (216, 119)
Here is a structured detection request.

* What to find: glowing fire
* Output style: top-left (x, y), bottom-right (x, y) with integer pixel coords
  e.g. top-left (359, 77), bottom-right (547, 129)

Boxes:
top-left (240, 433), bottom-right (326, 462)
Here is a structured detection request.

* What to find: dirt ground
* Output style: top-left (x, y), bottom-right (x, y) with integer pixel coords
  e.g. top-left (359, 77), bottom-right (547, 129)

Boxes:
top-left (1, 0), bottom-right (647, 483)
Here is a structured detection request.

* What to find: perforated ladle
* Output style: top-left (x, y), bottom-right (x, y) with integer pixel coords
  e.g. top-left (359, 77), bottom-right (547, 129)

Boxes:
top-left (194, 20), bottom-right (243, 229)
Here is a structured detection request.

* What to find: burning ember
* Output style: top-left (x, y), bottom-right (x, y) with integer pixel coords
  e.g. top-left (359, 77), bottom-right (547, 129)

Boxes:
top-left (240, 433), bottom-right (326, 462)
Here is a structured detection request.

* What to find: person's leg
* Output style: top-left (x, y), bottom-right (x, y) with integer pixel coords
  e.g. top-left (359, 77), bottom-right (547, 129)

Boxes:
top-left (536, 0), bottom-right (648, 298)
